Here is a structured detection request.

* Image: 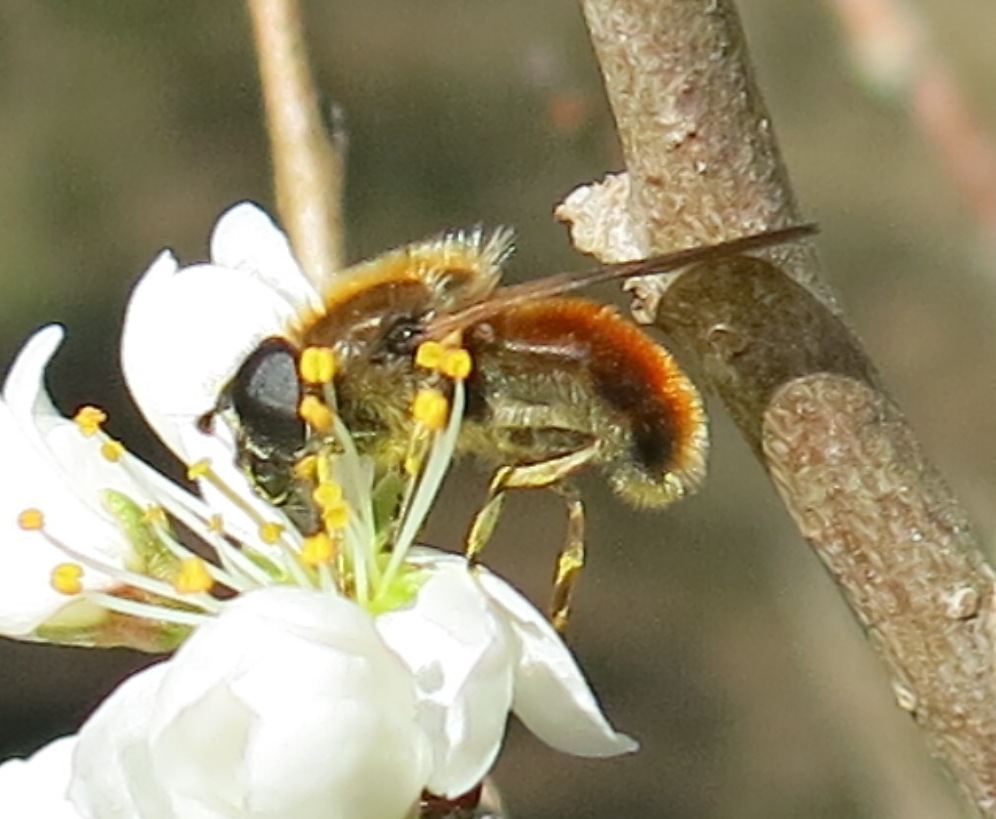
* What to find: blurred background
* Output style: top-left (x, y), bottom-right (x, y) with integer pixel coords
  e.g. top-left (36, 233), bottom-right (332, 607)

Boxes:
top-left (1, 1), bottom-right (995, 817)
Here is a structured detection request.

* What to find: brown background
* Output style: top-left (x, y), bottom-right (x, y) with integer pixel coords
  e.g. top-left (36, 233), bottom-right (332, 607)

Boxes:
top-left (1, 2), bottom-right (994, 817)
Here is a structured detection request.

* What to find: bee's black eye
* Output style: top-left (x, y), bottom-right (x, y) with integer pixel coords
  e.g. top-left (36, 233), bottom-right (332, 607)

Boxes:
top-left (382, 317), bottom-right (424, 357)
top-left (230, 337), bottom-right (305, 449)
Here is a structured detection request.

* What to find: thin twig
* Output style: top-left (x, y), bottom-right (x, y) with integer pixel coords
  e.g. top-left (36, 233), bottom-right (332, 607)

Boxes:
top-left (571, 0), bottom-right (996, 814)
top-left (246, 0), bottom-right (346, 284)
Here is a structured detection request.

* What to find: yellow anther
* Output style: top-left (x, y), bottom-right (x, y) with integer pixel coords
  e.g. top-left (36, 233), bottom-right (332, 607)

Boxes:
top-left (412, 388), bottom-right (449, 431)
top-left (415, 341), bottom-right (446, 371)
top-left (322, 500), bottom-right (350, 531)
top-left (51, 563), bottom-right (83, 595)
top-left (301, 532), bottom-right (336, 567)
top-left (299, 346), bottom-right (337, 385)
top-left (208, 514), bottom-right (225, 533)
top-left (174, 557), bottom-right (214, 594)
top-left (187, 459), bottom-right (212, 481)
top-left (100, 439), bottom-right (125, 463)
top-left (260, 522), bottom-right (285, 544)
top-left (142, 506), bottom-right (168, 527)
top-left (440, 348), bottom-right (473, 380)
top-left (312, 481), bottom-right (343, 511)
top-left (18, 509), bottom-right (45, 531)
top-left (294, 454), bottom-right (318, 482)
top-left (73, 406), bottom-right (107, 437)
top-left (299, 395), bottom-right (334, 433)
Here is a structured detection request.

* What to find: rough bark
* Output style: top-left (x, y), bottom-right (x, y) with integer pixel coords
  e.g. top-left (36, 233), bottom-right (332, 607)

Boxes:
top-left (572, 0), bottom-right (996, 813)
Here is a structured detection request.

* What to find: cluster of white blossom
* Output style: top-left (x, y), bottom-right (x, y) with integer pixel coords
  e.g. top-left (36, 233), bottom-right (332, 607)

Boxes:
top-left (0, 204), bottom-right (635, 819)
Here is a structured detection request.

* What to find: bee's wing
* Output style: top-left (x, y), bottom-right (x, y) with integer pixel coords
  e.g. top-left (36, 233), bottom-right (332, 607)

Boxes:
top-left (427, 223), bottom-right (816, 338)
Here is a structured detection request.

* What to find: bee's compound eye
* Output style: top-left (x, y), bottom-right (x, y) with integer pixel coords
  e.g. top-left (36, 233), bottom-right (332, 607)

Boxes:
top-left (383, 317), bottom-right (424, 357)
top-left (231, 338), bottom-right (304, 447)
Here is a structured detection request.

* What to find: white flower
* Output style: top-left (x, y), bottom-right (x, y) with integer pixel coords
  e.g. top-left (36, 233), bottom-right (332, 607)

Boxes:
top-left (0, 325), bottom-right (182, 642)
top-left (2, 202), bottom-right (637, 818)
top-left (0, 323), bottom-right (301, 650)
top-left (69, 572), bottom-right (634, 818)
top-left (71, 588), bottom-right (431, 819)
top-left (0, 737), bottom-right (80, 818)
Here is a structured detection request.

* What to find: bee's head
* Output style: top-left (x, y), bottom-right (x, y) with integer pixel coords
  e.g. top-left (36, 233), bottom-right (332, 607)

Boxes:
top-left (296, 229), bottom-right (511, 437)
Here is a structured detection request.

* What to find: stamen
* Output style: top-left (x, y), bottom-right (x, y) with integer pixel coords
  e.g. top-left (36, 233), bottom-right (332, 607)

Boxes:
top-left (440, 348), bottom-right (473, 380)
top-left (187, 459), bottom-right (212, 481)
top-left (101, 439), bottom-right (126, 463)
top-left (301, 532), bottom-right (336, 567)
top-left (322, 500), bottom-right (350, 531)
top-left (73, 406), bottom-right (107, 437)
top-left (112, 452), bottom-right (273, 591)
top-left (85, 592), bottom-right (210, 629)
top-left (294, 454), bottom-right (318, 482)
top-left (378, 380), bottom-right (467, 599)
top-left (18, 508), bottom-right (44, 531)
top-left (412, 388), bottom-right (448, 432)
top-left (299, 346), bottom-right (336, 384)
top-left (259, 522), bottom-right (285, 544)
top-left (174, 557), bottom-right (214, 594)
top-left (415, 340), bottom-right (445, 371)
top-left (403, 429), bottom-right (432, 476)
top-left (32, 523), bottom-right (222, 616)
top-left (312, 480), bottom-right (343, 510)
top-left (51, 563), bottom-right (83, 595)
top-left (143, 506), bottom-right (168, 527)
top-left (177, 457), bottom-right (314, 588)
top-left (299, 395), bottom-right (334, 433)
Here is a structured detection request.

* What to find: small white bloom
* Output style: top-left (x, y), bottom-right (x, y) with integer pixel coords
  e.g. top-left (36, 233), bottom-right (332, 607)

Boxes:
top-left (69, 568), bottom-right (634, 817)
top-left (71, 588), bottom-right (431, 819)
top-left (4, 202), bottom-right (637, 818)
top-left (0, 737), bottom-right (80, 818)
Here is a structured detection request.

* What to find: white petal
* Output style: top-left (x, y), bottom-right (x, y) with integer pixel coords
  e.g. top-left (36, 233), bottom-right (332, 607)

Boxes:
top-left (70, 663), bottom-right (173, 819)
top-left (146, 588), bottom-right (430, 819)
top-left (3, 328), bottom-right (152, 503)
top-left (476, 570), bottom-right (638, 757)
top-left (2, 324), bottom-right (64, 420)
top-left (121, 251), bottom-right (303, 461)
top-left (377, 556), bottom-right (515, 797)
top-left (210, 202), bottom-right (323, 313)
top-left (0, 736), bottom-right (81, 818)
top-left (0, 331), bottom-right (145, 636)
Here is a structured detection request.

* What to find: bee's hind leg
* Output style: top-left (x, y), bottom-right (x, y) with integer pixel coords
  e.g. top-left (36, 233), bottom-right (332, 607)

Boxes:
top-left (549, 482), bottom-right (584, 635)
top-left (464, 445), bottom-right (597, 634)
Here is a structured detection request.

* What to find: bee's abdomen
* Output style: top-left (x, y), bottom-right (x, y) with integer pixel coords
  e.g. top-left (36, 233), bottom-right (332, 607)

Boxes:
top-left (472, 298), bottom-right (708, 507)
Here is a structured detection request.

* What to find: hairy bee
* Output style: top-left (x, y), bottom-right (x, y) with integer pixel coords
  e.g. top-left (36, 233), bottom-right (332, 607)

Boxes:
top-left (210, 224), bottom-right (815, 628)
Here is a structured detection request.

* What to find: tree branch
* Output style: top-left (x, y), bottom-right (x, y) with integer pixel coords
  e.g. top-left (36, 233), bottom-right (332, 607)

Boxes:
top-left (246, 0), bottom-right (346, 284)
top-left (571, 0), bottom-right (996, 814)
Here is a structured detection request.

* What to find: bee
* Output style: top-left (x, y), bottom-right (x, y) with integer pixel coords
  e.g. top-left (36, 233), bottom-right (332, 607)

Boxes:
top-left (210, 224), bottom-right (815, 629)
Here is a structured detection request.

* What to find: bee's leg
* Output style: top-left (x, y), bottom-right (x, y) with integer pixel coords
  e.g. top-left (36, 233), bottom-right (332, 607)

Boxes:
top-left (465, 466), bottom-right (514, 564)
top-left (465, 446), bottom-right (597, 633)
top-left (549, 482), bottom-right (584, 635)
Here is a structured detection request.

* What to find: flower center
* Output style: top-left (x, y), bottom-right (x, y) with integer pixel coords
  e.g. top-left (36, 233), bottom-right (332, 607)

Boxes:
top-left (16, 340), bottom-right (473, 644)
